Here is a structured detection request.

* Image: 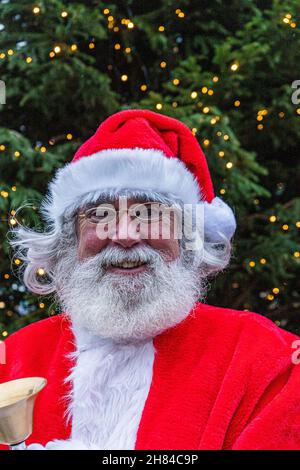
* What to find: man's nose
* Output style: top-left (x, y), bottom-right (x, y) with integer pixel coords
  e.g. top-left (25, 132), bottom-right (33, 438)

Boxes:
top-left (111, 212), bottom-right (142, 248)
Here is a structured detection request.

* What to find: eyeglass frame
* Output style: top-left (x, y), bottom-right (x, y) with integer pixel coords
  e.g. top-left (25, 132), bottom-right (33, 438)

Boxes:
top-left (77, 201), bottom-right (181, 225)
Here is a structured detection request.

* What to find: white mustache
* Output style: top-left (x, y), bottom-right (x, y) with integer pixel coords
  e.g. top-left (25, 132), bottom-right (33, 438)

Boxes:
top-left (80, 245), bottom-right (163, 269)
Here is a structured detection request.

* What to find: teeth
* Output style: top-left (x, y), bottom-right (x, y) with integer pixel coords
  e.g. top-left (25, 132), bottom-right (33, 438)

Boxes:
top-left (112, 261), bottom-right (145, 269)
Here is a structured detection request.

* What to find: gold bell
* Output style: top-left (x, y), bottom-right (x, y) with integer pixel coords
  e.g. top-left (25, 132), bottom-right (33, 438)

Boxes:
top-left (0, 377), bottom-right (47, 447)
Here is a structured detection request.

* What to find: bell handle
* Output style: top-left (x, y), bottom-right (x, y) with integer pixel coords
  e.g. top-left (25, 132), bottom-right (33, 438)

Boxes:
top-left (9, 440), bottom-right (27, 450)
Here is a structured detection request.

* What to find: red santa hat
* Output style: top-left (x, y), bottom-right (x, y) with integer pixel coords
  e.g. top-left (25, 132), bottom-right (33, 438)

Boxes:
top-left (41, 109), bottom-right (236, 240)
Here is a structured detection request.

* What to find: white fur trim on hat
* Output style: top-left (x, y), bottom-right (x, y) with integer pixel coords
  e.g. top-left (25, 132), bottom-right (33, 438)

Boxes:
top-left (41, 148), bottom-right (201, 223)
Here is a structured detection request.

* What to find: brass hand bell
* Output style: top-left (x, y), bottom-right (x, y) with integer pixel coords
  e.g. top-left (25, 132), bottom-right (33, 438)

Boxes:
top-left (0, 377), bottom-right (47, 450)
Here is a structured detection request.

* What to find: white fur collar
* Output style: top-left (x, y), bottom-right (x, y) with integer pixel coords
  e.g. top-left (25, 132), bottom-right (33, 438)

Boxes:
top-left (64, 325), bottom-right (156, 450)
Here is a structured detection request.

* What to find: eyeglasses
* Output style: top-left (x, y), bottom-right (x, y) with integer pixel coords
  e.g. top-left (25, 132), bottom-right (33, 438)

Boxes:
top-left (77, 202), bottom-right (179, 225)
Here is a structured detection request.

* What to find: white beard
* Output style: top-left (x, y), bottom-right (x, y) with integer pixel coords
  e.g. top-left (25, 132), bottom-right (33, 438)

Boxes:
top-left (53, 244), bottom-right (204, 343)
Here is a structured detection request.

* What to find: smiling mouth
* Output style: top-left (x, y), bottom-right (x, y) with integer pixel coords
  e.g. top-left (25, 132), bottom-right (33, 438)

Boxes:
top-left (106, 260), bottom-right (148, 272)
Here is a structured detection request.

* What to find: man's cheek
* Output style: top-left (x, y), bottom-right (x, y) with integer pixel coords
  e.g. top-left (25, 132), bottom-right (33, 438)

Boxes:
top-left (78, 230), bottom-right (107, 258)
top-left (148, 238), bottom-right (180, 262)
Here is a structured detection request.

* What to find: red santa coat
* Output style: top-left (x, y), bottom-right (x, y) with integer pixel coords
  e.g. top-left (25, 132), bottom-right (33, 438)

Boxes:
top-left (1, 303), bottom-right (300, 450)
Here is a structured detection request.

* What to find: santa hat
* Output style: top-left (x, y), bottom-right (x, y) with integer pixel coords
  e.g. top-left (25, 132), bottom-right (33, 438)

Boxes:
top-left (41, 109), bottom-right (236, 241)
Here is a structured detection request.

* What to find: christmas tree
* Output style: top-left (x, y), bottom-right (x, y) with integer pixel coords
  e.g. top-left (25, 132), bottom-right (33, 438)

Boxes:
top-left (0, 0), bottom-right (299, 337)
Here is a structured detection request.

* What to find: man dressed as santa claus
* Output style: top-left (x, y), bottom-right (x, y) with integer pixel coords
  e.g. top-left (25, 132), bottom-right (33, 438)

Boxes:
top-left (1, 109), bottom-right (300, 450)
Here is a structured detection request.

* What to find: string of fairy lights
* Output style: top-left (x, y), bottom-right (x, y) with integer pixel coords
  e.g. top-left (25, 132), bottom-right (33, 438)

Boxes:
top-left (0, 6), bottom-right (299, 335)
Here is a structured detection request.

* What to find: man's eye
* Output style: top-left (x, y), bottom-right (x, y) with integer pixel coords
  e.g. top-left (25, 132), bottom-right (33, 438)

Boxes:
top-left (131, 205), bottom-right (161, 222)
top-left (86, 208), bottom-right (114, 223)
top-left (97, 210), bottom-right (109, 218)
top-left (87, 209), bottom-right (102, 219)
